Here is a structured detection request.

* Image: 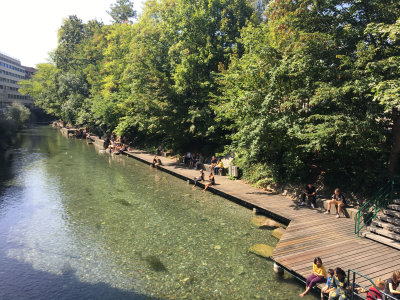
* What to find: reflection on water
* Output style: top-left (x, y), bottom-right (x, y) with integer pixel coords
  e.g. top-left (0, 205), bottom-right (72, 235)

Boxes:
top-left (0, 127), bottom-right (317, 299)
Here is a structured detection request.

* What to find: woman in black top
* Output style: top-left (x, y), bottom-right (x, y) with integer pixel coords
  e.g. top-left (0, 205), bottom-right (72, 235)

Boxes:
top-left (385, 270), bottom-right (400, 299)
top-left (204, 173), bottom-right (215, 191)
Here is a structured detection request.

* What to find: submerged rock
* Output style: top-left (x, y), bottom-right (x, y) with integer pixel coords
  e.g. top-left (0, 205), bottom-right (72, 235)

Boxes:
top-left (248, 244), bottom-right (274, 258)
top-left (144, 255), bottom-right (168, 272)
top-left (115, 198), bottom-right (132, 207)
top-left (251, 215), bottom-right (284, 229)
top-left (272, 227), bottom-right (285, 240)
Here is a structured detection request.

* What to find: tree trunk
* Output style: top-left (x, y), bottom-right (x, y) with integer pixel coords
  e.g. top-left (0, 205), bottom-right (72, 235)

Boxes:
top-left (388, 108), bottom-right (400, 176)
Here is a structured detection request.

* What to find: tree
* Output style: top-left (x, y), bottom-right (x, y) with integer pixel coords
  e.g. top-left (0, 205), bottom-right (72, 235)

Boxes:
top-left (362, 18), bottom-right (400, 176)
top-left (19, 63), bottom-right (61, 117)
top-left (108, 0), bottom-right (136, 24)
top-left (54, 15), bottom-right (86, 71)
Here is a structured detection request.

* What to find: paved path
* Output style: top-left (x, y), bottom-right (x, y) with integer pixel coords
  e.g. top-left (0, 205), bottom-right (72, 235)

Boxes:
top-left (124, 149), bottom-right (400, 289)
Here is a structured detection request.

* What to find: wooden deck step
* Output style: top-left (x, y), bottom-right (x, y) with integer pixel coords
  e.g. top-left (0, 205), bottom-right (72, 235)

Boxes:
top-left (392, 199), bottom-right (400, 205)
top-left (367, 227), bottom-right (400, 242)
top-left (372, 220), bottom-right (400, 234)
top-left (378, 215), bottom-right (400, 226)
top-left (362, 232), bottom-right (400, 250)
top-left (387, 204), bottom-right (400, 212)
top-left (382, 209), bottom-right (400, 218)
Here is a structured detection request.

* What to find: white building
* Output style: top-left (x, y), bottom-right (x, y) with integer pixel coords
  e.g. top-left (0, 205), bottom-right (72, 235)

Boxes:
top-left (0, 51), bottom-right (35, 108)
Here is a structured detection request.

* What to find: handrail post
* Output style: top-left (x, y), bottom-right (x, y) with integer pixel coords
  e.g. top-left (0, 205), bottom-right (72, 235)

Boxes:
top-left (354, 178), bottom-right (398, 237)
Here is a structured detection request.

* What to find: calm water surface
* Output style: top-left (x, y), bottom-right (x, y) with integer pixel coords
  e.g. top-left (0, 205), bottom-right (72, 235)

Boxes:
top-left (0, 126), bottom-right (318, 299)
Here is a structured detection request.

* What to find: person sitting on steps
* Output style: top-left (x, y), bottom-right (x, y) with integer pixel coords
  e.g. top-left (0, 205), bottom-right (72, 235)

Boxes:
top-left (301, 183), bottom-right (317, 209)
top-left (213, 159), bottom-right (224, 175)
top-left (324, 188), bottom-right (345, 218)
top-left (210, 156), bottom-right (217, 173)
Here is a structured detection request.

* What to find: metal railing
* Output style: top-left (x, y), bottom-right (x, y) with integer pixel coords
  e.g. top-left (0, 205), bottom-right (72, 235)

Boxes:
top-left (354, 177), bottom-right (399, 236)
top-left (347, 268), bottom-right (397, 300)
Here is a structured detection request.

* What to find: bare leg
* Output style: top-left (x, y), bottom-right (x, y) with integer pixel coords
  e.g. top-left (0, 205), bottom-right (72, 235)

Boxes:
top-left (300, 286), bottom-right (311, 297)
top-left (327, 200), bottom-right (332, 210)
top-left (337, 203), bottom-right (343, 214)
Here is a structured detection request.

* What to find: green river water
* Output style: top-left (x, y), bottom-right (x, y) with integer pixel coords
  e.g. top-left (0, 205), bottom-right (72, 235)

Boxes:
top-left (0, 126), bottom-right (318, 299)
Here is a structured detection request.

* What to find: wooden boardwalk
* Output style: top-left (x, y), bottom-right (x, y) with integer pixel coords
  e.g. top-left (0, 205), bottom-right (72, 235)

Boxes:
top-left (123, 149), bottom-right (400, 288)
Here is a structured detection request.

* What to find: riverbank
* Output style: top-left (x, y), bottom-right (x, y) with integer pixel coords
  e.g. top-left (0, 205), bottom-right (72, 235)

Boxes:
top-left (120, 148), bottom-right (400, 294)
top-left (55, 124), bottom-right (400, 296)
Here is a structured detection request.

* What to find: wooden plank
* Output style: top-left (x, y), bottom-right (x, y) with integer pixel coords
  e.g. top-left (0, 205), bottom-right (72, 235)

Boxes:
top-left (281, 243), bottom-right (386, 270)
top-left (295, 250), bottom-right (400, 275)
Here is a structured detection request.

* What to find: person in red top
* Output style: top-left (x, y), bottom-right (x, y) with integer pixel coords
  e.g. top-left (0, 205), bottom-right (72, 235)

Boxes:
top-left (366, 279), bottom-right (385, 300)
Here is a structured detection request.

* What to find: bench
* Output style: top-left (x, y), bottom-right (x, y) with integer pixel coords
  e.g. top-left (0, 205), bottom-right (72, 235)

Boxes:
top-left (321, 199), bottom-right (358, 219)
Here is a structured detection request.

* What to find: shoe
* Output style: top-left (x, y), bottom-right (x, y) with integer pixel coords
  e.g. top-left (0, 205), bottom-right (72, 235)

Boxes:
top-left (300, 202), bottom-right (305, 206)
top-left (336, 214), bottom-right (340, 218)
top-left (324, 211), bottom-right (330, 214)
top-left (311, 203), bottom-right (315, 209)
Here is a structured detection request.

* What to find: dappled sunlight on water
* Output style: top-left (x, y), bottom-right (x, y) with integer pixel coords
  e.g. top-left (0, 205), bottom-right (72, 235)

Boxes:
top-left (0, 127), bottom-right (318, 299)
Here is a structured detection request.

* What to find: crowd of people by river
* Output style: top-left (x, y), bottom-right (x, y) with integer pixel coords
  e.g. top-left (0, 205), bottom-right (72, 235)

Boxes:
top-left (300, 257), bottom-right (400, 300)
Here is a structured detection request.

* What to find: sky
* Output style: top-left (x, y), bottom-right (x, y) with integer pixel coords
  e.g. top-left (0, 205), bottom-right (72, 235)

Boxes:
top-left (0, 0), bottom-right (144, 68)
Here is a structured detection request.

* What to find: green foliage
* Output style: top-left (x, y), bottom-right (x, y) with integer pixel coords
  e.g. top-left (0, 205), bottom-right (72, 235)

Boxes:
top-left (108, 0), bottom-right (136, 24)
top-left (0, 103), bottom-right (31, 149)
top-left (21, 0), bottom-right (400, 193)
top-left (19, 63), bottom-right (61, 116)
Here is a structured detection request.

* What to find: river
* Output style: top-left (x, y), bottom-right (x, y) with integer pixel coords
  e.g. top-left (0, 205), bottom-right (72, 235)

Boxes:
top-left (0, 126), bottom-right (317, 299)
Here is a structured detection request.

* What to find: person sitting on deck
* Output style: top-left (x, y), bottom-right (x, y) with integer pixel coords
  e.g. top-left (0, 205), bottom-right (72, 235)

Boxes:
top-left (385, 270), bottom-right (400, 299)
top-left (321, 269), bottom-right (334, 300)
top-left (366, 278), bottom-right (386, 300)
top-left (327, 267), bottom-right (348, 300)
top-left (193, 169), bottom-right (204, 188)
top-left (195, 154), bottom-right (204, 170)
top-left (213, 159), bottom-right (224, 175)
top-left (324, 188), bottom-right (346, 218)
top-left (301, 183), bottom-right (317, 209)
top-left (152, 156), bottom-right (162, 168)
top-left (204, 172), bottom-right (215, 192)
top-left (300, 257), bottom-right (327, 297)
top-left (210, 156), bottom-right (218, 173)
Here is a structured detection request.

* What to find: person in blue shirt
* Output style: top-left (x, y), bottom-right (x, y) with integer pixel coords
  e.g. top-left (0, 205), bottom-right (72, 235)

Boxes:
top-left (321, 269), bottom-right (334, 300)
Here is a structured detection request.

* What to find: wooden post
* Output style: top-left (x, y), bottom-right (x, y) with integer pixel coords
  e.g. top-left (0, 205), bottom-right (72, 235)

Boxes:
top-left (274, 263), bottom-right (284, 275)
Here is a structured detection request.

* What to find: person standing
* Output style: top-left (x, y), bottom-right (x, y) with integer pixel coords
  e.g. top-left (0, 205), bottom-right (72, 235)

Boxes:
top-left (157, 145), bottom-right (163, 156)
